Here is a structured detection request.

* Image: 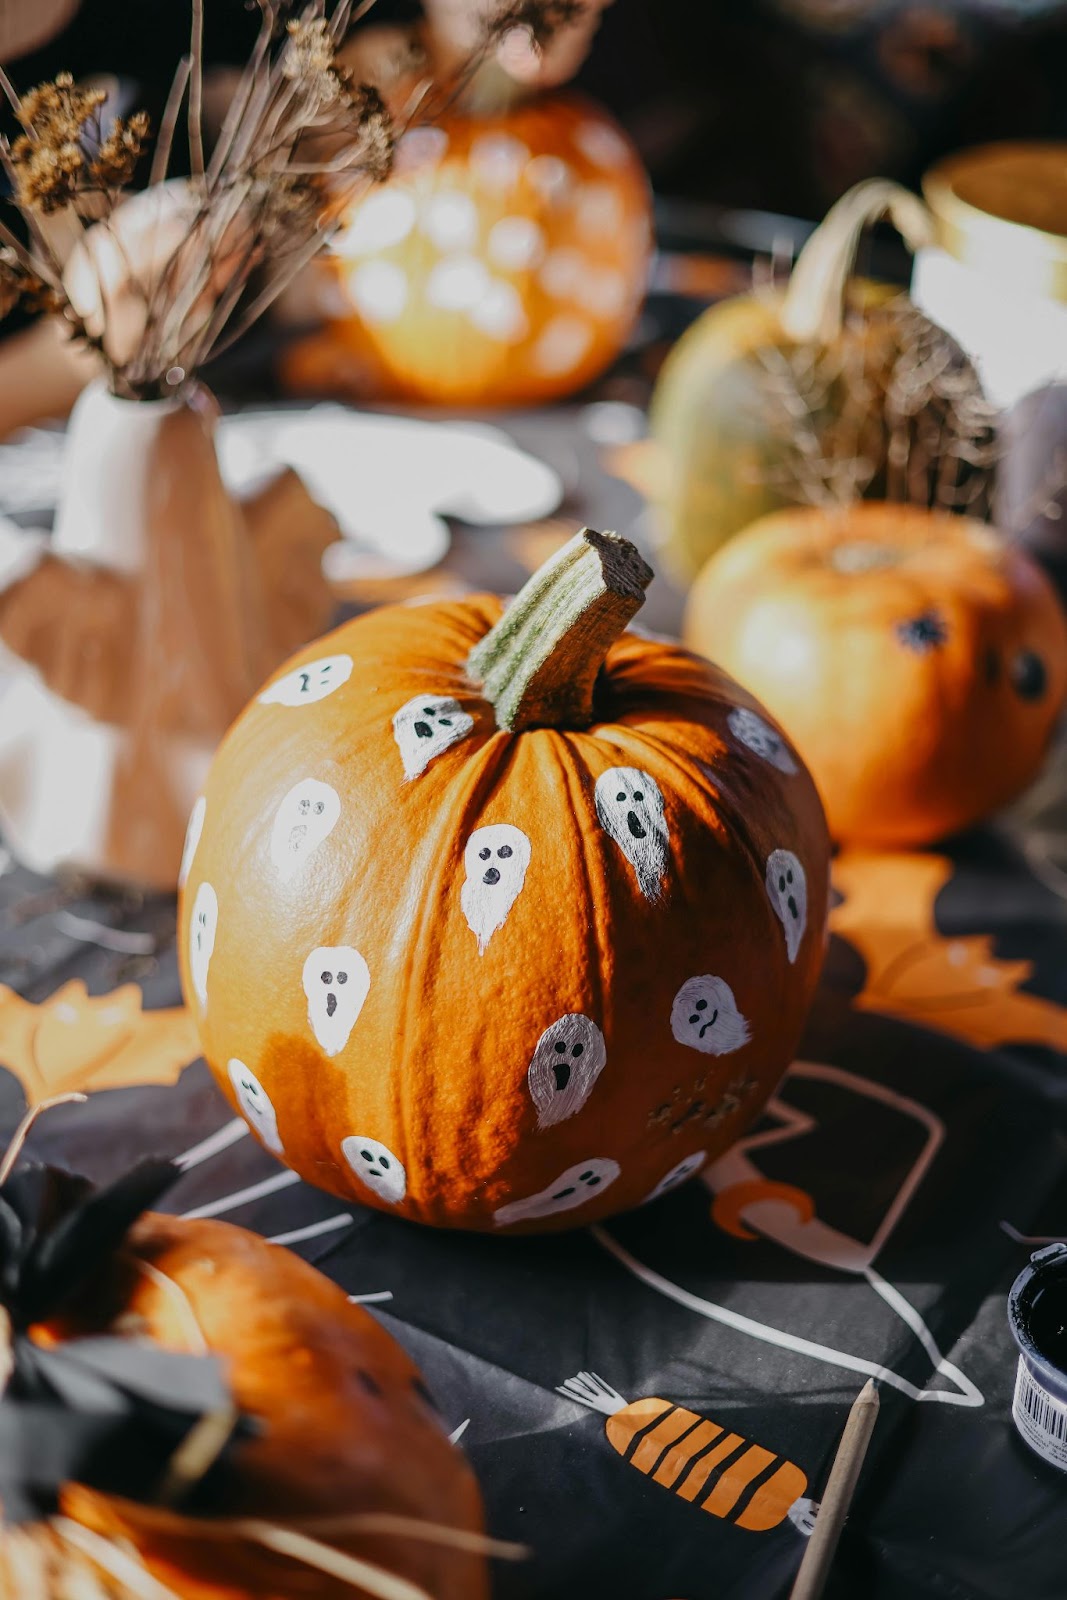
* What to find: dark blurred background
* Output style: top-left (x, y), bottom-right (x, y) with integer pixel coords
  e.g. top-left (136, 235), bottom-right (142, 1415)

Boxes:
top-left (5, 0), bottom-right (1067, 219)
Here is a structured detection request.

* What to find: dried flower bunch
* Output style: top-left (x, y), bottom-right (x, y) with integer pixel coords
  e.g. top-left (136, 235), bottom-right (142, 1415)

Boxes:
top-left (754, 294), bottom-right (1000, 518)
top-left (0, 0), bottom-right (585, 400)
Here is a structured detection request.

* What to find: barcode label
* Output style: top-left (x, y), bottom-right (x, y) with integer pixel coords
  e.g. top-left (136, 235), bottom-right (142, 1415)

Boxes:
top-left (1013, 1360), bottom-right (1067, 1469)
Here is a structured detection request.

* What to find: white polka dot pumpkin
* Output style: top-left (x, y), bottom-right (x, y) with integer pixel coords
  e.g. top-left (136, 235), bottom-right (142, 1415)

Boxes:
top-left (303, 94), bottom-right (652, 406)
top-left (178, 530), bottom-right (830, 1232)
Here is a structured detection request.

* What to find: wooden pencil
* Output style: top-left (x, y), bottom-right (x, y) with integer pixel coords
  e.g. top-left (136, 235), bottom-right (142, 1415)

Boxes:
top-left (788, 1378), bottom-right (880, 1600)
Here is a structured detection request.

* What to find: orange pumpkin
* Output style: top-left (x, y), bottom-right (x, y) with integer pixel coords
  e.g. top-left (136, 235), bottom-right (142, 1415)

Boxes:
top-left (10, 1198), bottom-right (487, 1599)
top-left (293, 93), bottom-right (652, 406)
top-left (684, 504), bottom-right (1067, 847)
top-left (177, 529), bottom-right (830, 1232)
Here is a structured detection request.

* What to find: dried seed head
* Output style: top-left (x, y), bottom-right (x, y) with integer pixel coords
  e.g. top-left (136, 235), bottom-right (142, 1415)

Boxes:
top-left (16, 71), bottom-right (106, 140)
top-left (90, 110), bottom-right (151, 189)
top-left (347, 84), bottom-right (395, 184)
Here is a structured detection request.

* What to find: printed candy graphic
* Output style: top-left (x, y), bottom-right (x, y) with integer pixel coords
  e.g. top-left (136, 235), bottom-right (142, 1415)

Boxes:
top-left (831, 850), bottom-right (1067, 1054)
top-left (557, 1372), bottom-right (808, 1531)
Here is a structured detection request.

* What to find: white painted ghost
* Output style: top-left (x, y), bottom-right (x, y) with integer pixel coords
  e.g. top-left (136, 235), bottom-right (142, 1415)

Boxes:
top-left (527, 1014), bottom-right (607, 1128)
top-left (259, 653), bottom-right (353, 708)
top-left (178, 796), bottom-right (206, 890)
top-left (493, 1158), bottom-right (620, 1226)
top-left (670, 975), bottom-right (750, 1055)
top-left (594, 767), bottom-right (669, 900)
top-left (302, 945), bottom-right (371, 1056)
top-left (392, 695), bottom-right (474, 780)
top-left (643, 1150), bottom-right (707, 1204)
top-left (766, 848), bottom-right (807, 964)
top-left (461, 824), bottom-right (531, 953)
top-left (727, 707), bottom-right (798, 775)
top-left (227, 1059), bottom-right (282, 1155)
top-left (341, 1135), bottom-right (407, 1205)
top-left (269, 778), bottom-right (341, 882)
top-left (189, 882), bottom-right (218, 1011)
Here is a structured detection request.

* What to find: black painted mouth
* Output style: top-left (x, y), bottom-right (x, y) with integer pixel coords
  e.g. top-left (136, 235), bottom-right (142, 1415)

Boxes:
top-left (414, 720), bottom-right (433, 739)
top-left (553, 1061), bottom-right (571, 1092)
top-left (627, 811), bottom-right (646, 840)
top-left (788, 896), bottom-right (798, 918)
top-left (483, 867), bottom-right (501, 886)
top-left (698, 1009), bottom-right (719, 1037)
top-left (326, 993), bottom-right (337, 1018)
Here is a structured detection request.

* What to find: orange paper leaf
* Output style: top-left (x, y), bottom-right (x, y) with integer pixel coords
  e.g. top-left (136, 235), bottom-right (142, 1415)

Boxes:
top-left (0, 980), bottom-right (200, 1103)
top-left (831, 850), bottom-right (1067, 1054)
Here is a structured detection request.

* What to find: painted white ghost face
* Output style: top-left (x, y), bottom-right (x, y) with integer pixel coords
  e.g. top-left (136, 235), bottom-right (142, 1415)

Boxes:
top-left (594, 767), bottom-right (669, 901)
top-left (189, 882), bottom-right (218, 1010)
top-left (341, 1135), bottom-right (407, 1205)
top-left (227, 1059), bottom-right (282, 1154)
top-left (727, 707), bottom-right (798, 775)
top-left (766, 848), bottom-right (807, 964)
top-left (269, 779), bottom-right (341, 883)
top-left (259, 653), bottom-right (353, 708)
top-left (392, 695), bottom-right (474, 780)
top-left (302, 946), bottom-right (371, 1056)
top-left (643, 1150), bottom-right (707, 1204)
top-left (527, 1014), bottom-right (607, 1128)
top-left (493, 1158), bottom-right (620, 1226)
top-left (461, 824), bottom-right (531, 953)
top-left (178, 796), bottom-right (206, 890)
top-left (670, 975), bottom-right (750, 1055)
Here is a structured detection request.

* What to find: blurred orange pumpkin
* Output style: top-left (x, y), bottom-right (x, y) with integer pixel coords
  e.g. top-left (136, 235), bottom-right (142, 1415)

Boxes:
top-left (684, 503), bottom-right (1067, 847)
top-left (295, 93), bottom-right (652, 406)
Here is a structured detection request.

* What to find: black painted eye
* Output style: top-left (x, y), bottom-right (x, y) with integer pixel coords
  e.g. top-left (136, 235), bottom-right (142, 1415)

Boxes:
top-left (572, 1042), bottom-right (583, 1056)
top-left (616, 792), bottom-right (626, 802)
top-left (498, 845), bottom-right (513, 858)
top-left (689, 1013), bottom-right (700, 1024)
top-left (380, 1155), bottom-right (390, 1169)
top-left (479, 847), bottom-right (491, 860)
top-left (786, 870), bottom-right (793, 883)
top-left (779, 876), bottom-right (786, 891)
top-left (315, 802), bottom-right (324, 814)
top-left (554, 1040), bottom-right (567, 1053)
top-left (439, 718), bottom-right (452, 727)
top-left (321, 970), bottom-right (333, 984)
top-left (633, 791), bottom-right (644, 803)
top-left (337, 971), bottom-right (348, 985)
top-left (579, 1170), bottom-right (594, 1181)
top-left (422, 706), bottom-right (435, 717)
top-left (1012, 650), bottom-right (1048, 701)
top-left (695, 998), bottom-right (708, 1012)
top-left (360, 1150), bottom-right (374, 1163)
top-left (897, 611), bottom-right (948, 652)
top-left (358, 1369), bottom-right (382, 1397)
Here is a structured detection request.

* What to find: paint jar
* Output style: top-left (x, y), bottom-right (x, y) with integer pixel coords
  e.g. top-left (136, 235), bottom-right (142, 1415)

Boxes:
top-left (911, 143), bottom-right (1067, 558)
top-left (1008, 1242), bottom-right (1067, 1470)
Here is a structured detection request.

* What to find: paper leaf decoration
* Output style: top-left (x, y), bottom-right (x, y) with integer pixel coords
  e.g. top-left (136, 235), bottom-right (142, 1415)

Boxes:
top-left (0, 981), bottom-right (200, 1103)
top-left (831, 850), bottom-right (1067, 1054)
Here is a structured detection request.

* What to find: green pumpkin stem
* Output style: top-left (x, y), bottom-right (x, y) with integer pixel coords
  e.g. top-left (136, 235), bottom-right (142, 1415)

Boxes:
top-left (469, 527), bottom-right (653, 732)
top-left (780, 178), bottom-right (933, 346)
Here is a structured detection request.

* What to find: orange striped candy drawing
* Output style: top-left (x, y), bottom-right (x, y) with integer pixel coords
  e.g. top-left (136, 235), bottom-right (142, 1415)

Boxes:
top-left (557, 1372), bottom-right (809, 1531)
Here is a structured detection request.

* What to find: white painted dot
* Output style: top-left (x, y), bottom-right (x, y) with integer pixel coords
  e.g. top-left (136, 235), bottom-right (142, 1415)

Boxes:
top-left (470, 277), bottom-right (527, 341)
top-left (534, 315), bottom-right (593, 376)
top-left (573, 120), bottom-right (630, 169)
top-left (395, 126), bottom-right (449, 173)
top-left (420, 190), bottom-right (479, 252)
top-left (526, 155), bottom-right (573, 202)
top-left (334, 189), bottom-right (416, 257)
top-left (469, 133), bottom-right (529, 191)
top-left (540, 247), bottom-right (585, 299)
top-left (348, 260), bottom-right (408, 324)
top-left (487, 215), bottom-right (545, 272)
top-left (577, 267), bottom-right (630, 319)
top-left (426, 255), bottom-right (490, 312)
top-left (575, 183), bottom-right (623, 235)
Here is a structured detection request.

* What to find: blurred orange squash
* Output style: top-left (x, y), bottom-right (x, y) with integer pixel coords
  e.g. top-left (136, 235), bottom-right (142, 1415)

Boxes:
top-left (298, 93), bottom-right (652, 406)
top-left (684, 503), bottom-right (1067, 847)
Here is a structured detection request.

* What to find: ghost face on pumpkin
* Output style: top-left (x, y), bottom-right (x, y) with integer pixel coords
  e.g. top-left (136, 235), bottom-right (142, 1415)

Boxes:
top-left (227, 1058), bottom-right (282, 1154)
top-left (392, 695), bottom-right (474, 780)
top-left (269, 778), bottom-right (340, 882)
top-left (594, 767), bottom-right (669, 901)
top-left (259, 654), bottom-right (353, 708)
top-left (527, 1014), bottom-right (607, 1128)
top-left (189, 882), bottom-right (218, 1010)
top-left (766, 848), bottom-right (807, 964)
top-left (670, 975), bottom-right (750, 1055)
top-left (727, 707), bottom-right (798, 775)
top-left (302, 945), bottom-right (371, 1056)
top-left (341, 1134), bottom-right (407, 1205)
top-left (644, 1150), bottom-right (707, 1204)
top-left (493, 1158), bottom-right (620, 1226)
top-left (460, 824), bottom-right (531, 953)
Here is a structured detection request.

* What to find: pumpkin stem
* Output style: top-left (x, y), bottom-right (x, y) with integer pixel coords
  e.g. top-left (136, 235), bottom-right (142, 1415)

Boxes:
top-left (780, 178), bottom-right (934, 346)
top-left (468, 528), bottom-right (653, 731)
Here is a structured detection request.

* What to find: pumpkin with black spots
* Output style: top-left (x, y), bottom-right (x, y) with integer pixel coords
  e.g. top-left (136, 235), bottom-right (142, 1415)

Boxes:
top-left (295, 94), bottom-right (652, 406)
top-left (178, 529), bottom-right (830, 1232)
top-left (684, 504), bottom-right (1067, 847)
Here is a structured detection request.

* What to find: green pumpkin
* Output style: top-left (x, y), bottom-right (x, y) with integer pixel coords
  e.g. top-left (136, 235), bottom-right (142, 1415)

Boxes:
top-left (649, 179), bottom-right (992, 580)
